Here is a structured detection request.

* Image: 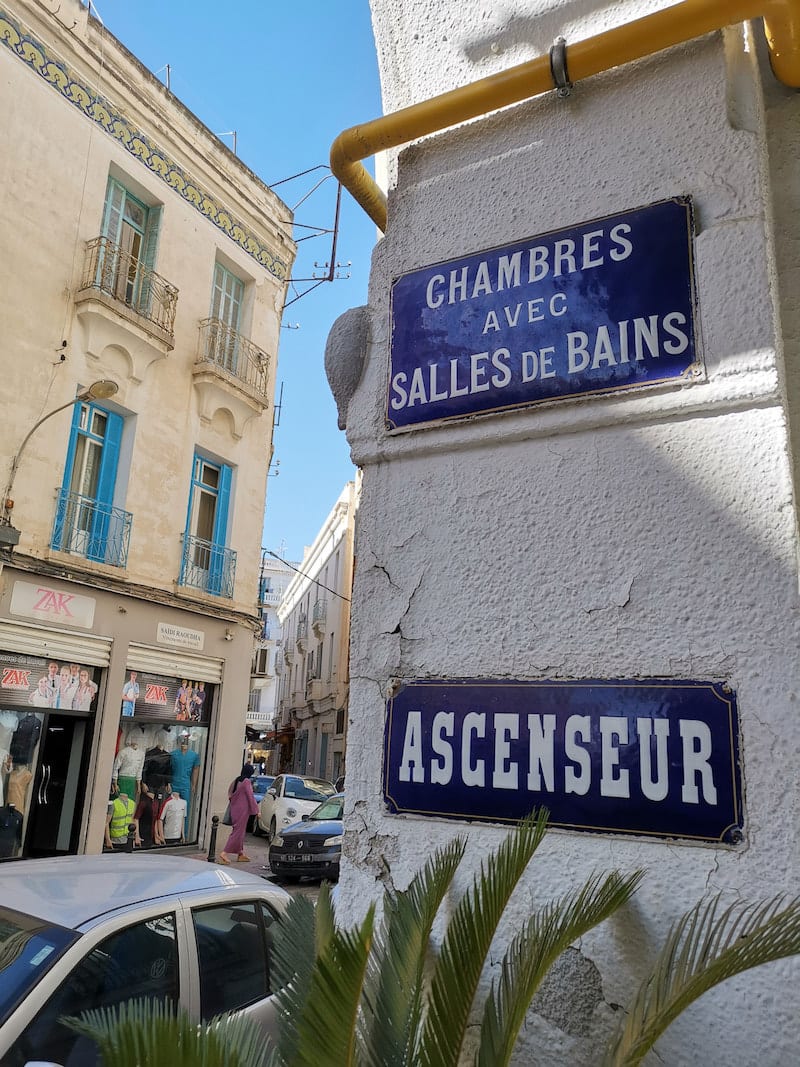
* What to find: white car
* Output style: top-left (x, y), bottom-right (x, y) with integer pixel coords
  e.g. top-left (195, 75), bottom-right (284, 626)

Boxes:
top-left (0, 853), bottom-right (290, 1066)
top-left (257, 773), bottom-right (336, 842)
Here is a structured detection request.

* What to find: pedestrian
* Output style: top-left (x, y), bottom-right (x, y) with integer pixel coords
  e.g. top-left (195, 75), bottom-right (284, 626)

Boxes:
top-left (218, 763), bottom-right (259, 865)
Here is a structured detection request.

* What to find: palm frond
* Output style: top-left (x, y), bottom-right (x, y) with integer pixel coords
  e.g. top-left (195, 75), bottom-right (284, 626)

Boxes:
top-left (271, 893), bottom-right (319, 1064)
top-left (418, 808), bottom-right (550, 1067)
top-left (361, 837), bottom-right (467, 1067)
top-left (603, 894), bottom-right (800, 1067)
top-left (315, 881), bottom-right (337, 955)
top-left (65, 997), bottom-right (275, 1067)
top-left (291, 904), bottom-right (376, 1067)
top-left (477, 869), bottom-right (644, 1067)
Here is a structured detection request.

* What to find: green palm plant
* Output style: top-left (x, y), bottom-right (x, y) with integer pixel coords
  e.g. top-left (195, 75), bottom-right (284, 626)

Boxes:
top-left (267, 809), bottom-right (643, 1067)
top-left (66, 811), bottom-right (800, 1066)
top-left (603, 893), bottom-right (800, 1066)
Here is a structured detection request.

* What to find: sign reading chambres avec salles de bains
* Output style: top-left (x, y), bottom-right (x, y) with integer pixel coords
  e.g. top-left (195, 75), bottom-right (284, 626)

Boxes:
top-left (388, 197), bottom-right (699, 429)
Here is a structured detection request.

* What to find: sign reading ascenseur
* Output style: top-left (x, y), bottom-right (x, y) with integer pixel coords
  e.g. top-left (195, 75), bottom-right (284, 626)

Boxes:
top-left (383, 678), bottom-right (743, 844)
top-left (388, 197), bottom-right (699, 429)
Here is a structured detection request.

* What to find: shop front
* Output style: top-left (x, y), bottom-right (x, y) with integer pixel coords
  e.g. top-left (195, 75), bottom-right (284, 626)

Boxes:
top-left (0, 627), bottom-right (111, 860)
top-left (111, 652), bottom-right (219, 849)
top-left (0, 568), bottom-right (253, 861)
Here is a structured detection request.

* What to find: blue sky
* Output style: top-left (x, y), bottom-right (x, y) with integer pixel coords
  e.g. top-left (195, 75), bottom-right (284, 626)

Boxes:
top-left (99, 0), bottom-right (381, 563)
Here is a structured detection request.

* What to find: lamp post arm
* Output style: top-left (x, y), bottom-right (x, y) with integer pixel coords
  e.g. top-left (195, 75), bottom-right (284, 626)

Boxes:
top-left (2, 396), bottom-right (84, 518)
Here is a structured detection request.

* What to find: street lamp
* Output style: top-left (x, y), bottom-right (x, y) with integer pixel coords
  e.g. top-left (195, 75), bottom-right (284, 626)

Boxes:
top-left (0, 379), bottom-right (119, 547)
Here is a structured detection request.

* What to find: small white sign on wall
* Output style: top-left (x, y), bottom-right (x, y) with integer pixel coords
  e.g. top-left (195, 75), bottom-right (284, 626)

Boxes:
top-left (157, 622), bottom-right (205, 651)
top-left (10, 580), bottom-right (96, 629)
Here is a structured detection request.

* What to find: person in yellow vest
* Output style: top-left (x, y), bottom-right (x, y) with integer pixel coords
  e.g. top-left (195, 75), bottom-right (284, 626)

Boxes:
top-left (105, 788), bottom-right (139, 851)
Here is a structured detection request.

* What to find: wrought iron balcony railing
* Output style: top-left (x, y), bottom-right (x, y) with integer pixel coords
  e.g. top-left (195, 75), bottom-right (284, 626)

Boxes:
top-left (51, 489), bottom-right (132, 568)
top-left (80, 236), bottom-right (178, 336)
top-left (312, 597), bottom-right (327, 635)
top-left (197, 318), bottom-right (271, 399)
top-left (178, 534), bottom-right (236, 598)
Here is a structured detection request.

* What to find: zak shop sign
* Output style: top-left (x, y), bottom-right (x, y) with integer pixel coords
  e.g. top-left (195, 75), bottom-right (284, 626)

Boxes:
top-left (388, 197), bottom-right (699, 429)
top-left (383, 679), bottom-right (743, 844)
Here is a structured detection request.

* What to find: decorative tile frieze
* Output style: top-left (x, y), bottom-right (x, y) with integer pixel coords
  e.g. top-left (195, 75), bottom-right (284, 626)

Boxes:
top-left (0, 8), bottom-right (288, 281)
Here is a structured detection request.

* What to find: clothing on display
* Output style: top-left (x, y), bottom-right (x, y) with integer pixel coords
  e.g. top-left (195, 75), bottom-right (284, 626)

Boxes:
top-left (160, 793), bottom-right (187, 842)
top-left (169, 743), bottom-right (200, 833)
top-left (0, 805), bottom-right (22, 858)
top-left (143, 743), bottom-right (172, 792)
top-left (7, 766), bottom-right (32, 812)
top-left (112, 740), bottom-right (145, 787)
top-left (106, 794), bottom-right (136, 848)
top-left (10, 713), bottom-right (42, 764)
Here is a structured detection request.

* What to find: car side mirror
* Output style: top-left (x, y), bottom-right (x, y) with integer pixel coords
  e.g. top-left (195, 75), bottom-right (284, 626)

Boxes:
top-left (301, 814), bottom-right (309, 821)
top-left (267, 788), bottom-right (277, 797)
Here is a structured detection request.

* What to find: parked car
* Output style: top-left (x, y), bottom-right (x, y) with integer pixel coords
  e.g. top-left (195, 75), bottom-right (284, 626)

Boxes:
top-left (0, 853), bottom-right (290, 1066)
top-left (269, 793), bottom-right (344, 883)
top-left (248, 774), bottom-right (275, 834)
top-left (257, 773), bottom-right (336, 842)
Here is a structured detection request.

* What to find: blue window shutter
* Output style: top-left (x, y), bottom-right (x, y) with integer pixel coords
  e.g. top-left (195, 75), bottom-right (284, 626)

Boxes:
top-left (213, 464), bottom-right (232, 547)
top-left (208, 464), bottom-right (232, 595)
top-left (88, 409), bottom-right (123, 562)
top-left (101, 178), bottom-right (125, 241)
top-left (138, 205), bottom-right (162, 314)
top-left (52, 405), bottom-right (83, 551)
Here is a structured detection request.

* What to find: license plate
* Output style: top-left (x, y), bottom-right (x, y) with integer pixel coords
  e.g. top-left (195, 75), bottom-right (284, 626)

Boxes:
top-left (287, 854), bottom-right (314, 862)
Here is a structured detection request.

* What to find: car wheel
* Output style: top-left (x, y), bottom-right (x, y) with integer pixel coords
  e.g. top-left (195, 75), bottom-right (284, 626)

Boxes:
top-left (267, 816), bottom-right (277, 843)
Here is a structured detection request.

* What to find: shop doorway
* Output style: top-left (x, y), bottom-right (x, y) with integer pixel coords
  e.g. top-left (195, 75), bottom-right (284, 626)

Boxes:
top-left (25, 714), bottom-right (91, 858)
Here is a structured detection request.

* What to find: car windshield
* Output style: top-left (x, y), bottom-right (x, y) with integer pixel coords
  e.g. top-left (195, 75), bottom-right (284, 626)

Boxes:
top-left (284, 777), bottom-right (335, 801)
top-left (253, 777), bottom-right (273, 794)
top-left (309, 798), bottom-right (344, 821)
top-left (0, 907), bottom-right (79, 1025)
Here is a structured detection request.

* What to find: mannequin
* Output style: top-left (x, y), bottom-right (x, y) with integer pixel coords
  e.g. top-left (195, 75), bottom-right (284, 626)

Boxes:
top-left (112, 732), bottom-right (145, 801)
top-left (143, 730), bottom-right (172, 796)
top-left (10, 713), bottom-right (42, 765)
top-left (169, 734), bottom-right (199, 834)
top-left (7, 764), bottom-right (32, 813)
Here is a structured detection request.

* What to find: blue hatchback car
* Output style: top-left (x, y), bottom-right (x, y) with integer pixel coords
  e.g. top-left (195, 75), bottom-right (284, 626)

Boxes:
top-left (268, 793), bottom-right (343, 882)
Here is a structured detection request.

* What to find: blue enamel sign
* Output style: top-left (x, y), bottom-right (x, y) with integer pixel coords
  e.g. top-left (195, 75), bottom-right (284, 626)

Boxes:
top-left (388, 198), bottom-right (699, 429)
top-left (383, 679), bottom-right (743, 844)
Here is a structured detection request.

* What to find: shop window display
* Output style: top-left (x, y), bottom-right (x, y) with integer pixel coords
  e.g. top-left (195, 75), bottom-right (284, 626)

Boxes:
top-left (0, 652), bottom-right (100, 860)
top-left (114, 670), bottom-right (213, 848)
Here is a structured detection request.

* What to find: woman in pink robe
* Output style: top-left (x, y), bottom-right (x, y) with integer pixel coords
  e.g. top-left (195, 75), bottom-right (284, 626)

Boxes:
top-left (219, 763), bottom-right (259, 864)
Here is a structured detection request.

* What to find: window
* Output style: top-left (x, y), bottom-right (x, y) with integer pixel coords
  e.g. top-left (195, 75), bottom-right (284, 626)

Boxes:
top-left (100, 177), bottom-right (162, 315)
top-left (7, 913), bottom-right (177, 1067)
top-left (51, 401), bottom-right (129, 565)
top-left (180, 453), bottom-right (235, 596)
top-left (209, 263), bottom-right (245, 371)
top-left (192, 900), bottom-right (278, 1019)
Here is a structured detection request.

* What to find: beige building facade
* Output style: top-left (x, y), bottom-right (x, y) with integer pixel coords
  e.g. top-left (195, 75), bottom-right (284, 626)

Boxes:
top-left (0, 0), bottom-right (295, 858)
top-left (273, 481), bottom-right (358, 783)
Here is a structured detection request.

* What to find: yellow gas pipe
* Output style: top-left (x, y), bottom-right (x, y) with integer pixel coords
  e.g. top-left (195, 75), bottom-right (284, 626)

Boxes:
top-left (330, 0), bottom-right (800, 233)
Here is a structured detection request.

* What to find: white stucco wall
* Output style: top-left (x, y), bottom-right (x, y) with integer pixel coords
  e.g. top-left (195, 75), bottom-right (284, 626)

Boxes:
top-left (330, 2), bottom-right (800, 1063)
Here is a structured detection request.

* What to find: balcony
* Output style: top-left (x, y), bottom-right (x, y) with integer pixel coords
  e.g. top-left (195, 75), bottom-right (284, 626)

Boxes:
top-left (50, 489), bottom-right (132, 568)
top-left (295, 615), bottom-right (308, 653)
top-left (312, 598), bottom-right (327, 637)
top-left (192, 319), bottom-right (272, 439)
top-left (283, 642), bottom-right (294, 666)
top-left (77, 236), bottom-right (178, 338)
top-left (274, 657), bottom-right (283, 676)
top-left (178, 534), bottom-right (236, 598)
top-left (306, 677), bottom-right (324, 701)
top-left (261, 589), bottom-right (281, 607)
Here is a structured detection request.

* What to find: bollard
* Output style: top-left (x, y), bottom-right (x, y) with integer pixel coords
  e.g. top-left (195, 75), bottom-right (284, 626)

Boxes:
top-left (125, 822), bottom-right (136, 853)
top-left (207, 814), bottom-right (219, 862)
